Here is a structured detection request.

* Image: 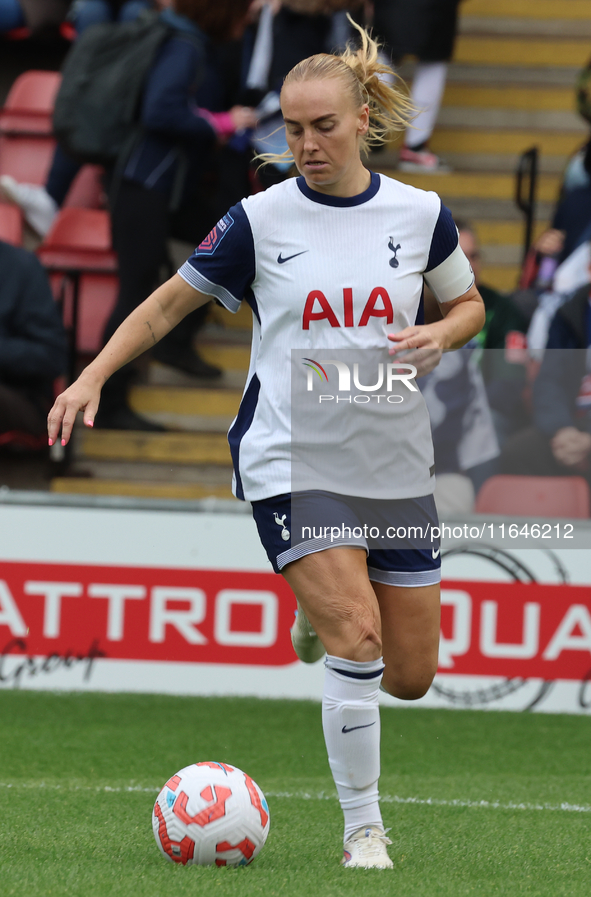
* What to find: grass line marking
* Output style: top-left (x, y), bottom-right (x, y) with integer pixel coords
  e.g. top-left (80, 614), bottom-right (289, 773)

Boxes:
top-left (1, 782), bottom-right (589, 814)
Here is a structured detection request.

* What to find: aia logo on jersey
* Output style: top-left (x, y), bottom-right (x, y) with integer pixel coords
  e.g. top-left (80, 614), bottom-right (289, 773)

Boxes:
top-left (302, 287), bottom-right (393, 329)
top-left (196, 213), bottom-right (234, 256)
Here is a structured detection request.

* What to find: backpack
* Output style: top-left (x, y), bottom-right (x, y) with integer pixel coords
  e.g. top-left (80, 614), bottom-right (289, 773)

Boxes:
top-left (53, 12), bottom-right (200, 166)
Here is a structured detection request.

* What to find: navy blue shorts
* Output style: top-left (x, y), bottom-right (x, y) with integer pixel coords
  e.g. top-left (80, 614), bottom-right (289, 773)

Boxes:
top-left (251, 491), bottom-right (441, 587)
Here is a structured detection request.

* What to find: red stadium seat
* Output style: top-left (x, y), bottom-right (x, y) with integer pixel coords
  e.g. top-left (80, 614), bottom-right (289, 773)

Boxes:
top-left (38, 208), bottom-right (118, 381)
top-left (57, 273), bottom-right (119, 355)
top-left (0, 71), bottom-right (61, 136)
top-left (475, 475), bottom-right (590, 519)
top-left (0, 201), bottom-right (23, 246)
top-left (37, 207), bottom-right (117, 269)
top-left (63, 164), bottom-right (106, 210)
top-left (0, 133), bottom-right (56, 185)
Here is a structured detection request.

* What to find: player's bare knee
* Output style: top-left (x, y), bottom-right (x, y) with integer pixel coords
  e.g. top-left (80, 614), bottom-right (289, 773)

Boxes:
top-left (382, 667), bottom-right (435, 700)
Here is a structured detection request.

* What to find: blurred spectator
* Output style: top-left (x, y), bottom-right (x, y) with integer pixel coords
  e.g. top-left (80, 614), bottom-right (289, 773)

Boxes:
top-left (0, 1), bottom-right (70, 34)
top-left (96, 0), bottom-right (257, 430)
top-left (69, 1), bottom-right (154, 34)
top-left (500, 253), bottom-right (591, 484)
top-left (456, 220), bottom-right (528, 446)
top-left (0, 1), bottom-right (168, 238)
top-left (0, 240), bottom-right (67, 442)
top-left (372, 0), bottom-right (461, 172)
top-left (421, 342), bottom-right (500, 514)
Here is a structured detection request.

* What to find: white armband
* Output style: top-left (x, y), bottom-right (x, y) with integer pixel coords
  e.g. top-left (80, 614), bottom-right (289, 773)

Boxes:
top-left (424, 243), bottom-right (475, 303)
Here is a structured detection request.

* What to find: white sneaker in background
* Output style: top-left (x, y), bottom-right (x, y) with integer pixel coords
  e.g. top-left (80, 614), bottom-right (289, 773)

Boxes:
top-left (290, 601), bottom-right (325, 664)
top-left (0, 175), bottom-right (58, 237)
top-left (341, 826), bottom-right (393, 869)
top-left (398, 145), bottom-right (451, 173)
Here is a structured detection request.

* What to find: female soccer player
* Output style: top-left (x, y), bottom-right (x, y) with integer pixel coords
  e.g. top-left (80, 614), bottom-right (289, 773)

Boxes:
top-left (48, 20), bottom-right (484, 870)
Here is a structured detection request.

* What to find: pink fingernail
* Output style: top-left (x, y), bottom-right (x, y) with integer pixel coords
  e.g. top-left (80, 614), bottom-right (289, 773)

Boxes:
top-left (61, 439), bottom-right (66, 447)
top-left (86, 420), bottom-right (94, 428)
top-left (48, 438), bottom-right (53, 446)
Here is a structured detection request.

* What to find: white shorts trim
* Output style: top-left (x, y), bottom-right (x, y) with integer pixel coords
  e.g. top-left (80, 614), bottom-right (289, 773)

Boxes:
top-left (367, 567), bottom-right (441, 587)
top-left (276, 537), bottom-right (368, 570)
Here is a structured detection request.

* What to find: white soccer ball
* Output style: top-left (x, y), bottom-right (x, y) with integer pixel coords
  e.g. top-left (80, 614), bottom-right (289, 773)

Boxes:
top-left (152, 761), bottom-right (270, 867)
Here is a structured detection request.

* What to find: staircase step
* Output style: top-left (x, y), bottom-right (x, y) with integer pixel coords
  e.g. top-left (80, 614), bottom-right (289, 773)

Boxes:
top-left (77, 430), bottom-right (232, 465)
top-left (378, 170), bottom-right (561, 202)
top-left (463, 0), bottom-right (591, 20)
top-left (129, 386), bottom-right (241, 417)
top-left (442, 85), bottom-right (575, 111)
top-left (445, 64), bottom-right (580, 87)
top-left (441, 153), bottom-right (567, 174)
top-left (480, 266), bottom-right (520, 291)
top-left (437, 108), bottom-right (584, 131)
top-left (460, 16), bottom-right (591, 39)
top-left (454, 36), bottom-right (591, 68)
top-left (429, 128), bottom-right (583, 156)
top-left (50, 478), bottom-right (235, 501)
top-left (473, 220), bottom-right (548, 245)
top-left (199, 344), bottom-right (250, 371)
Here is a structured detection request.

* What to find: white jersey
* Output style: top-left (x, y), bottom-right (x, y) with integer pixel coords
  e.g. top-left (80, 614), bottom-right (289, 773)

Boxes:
top-left (179, 172), bottom-right (474, 502)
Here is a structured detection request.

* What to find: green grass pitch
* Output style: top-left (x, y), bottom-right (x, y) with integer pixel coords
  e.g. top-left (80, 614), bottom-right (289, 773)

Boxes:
top-left (0, 691), bottom-right (590, 896)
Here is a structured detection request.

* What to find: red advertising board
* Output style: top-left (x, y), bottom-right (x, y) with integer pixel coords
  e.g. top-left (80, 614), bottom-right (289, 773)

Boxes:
top-left (2, 562), bottom-right (591, 683)
top-left (0, 562), bottom-right (297, 676)
top-left (440, 580), bottom-right (591, 681)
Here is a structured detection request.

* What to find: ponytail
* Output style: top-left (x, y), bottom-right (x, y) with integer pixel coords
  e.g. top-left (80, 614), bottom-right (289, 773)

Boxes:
top-left (257, 16), bottom-right (413, 167)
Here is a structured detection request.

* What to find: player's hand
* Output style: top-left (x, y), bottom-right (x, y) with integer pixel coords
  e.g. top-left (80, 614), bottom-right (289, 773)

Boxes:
top-left (387, 325), bottom-right (444, 377)
top-left (229, 106), bottom-right (258, 132)
top-left (47, 373), bottom-right (102, 447)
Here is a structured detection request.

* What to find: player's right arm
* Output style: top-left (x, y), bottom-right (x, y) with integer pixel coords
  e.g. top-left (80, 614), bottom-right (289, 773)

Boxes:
top-left (47, 274), bottom-right (210, 446)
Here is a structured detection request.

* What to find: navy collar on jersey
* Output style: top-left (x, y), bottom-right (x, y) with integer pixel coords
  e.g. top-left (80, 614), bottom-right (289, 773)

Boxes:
top-left (296, 170), bottom-right (380, 207)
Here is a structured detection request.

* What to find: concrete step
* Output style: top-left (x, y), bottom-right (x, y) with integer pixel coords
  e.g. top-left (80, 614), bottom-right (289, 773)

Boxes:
top-left (462, 0), bottom-right (591, 20)
top-left (199, 344), bottom-right (250, 371)
top-left (128, 385), bottom-right (240, 432)
top-left (59, 459), bottom-right (233, 485)
top-left (440, 153), bottom-right (567, 174)
top-left (473, 220), bottom-right (548, 245)
top-left (76, 429), bottom-right (232, 466)
top-left (442, 85), bottom-right (576, 112)
top-left (460, 16), bottom-right (591, 39)
top-left (436, 108), bottom-right (584, 131)
top-left (454, 36), bottom-right (591, 68)
top-left (480, 266), bottom-right (520, 291)
top-left (428, 128), bottom-right (583, 157)
top-left (444, 64), bottom-right (581, 87)
top-left (50, 477), bottom-right (236, 501)
top-left (378, 169), bottom-right (561, 203)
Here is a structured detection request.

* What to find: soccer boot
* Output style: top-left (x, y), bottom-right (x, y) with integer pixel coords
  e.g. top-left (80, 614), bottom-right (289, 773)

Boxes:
top-left (341, 826), bottom-right (393, 869)
top-left (290, 601), bottom-right (325, 663)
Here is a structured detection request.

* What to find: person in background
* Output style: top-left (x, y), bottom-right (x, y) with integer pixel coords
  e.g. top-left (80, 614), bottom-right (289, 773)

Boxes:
top-left (0, 0), bottom-right (171, 238)
top-left (0, 0), bottom-right (70, 34)
top-left (68, 0), bottom-right (154, 34)
top-left (372, 0), bottom-right (461, 172)
top-left (95, 0), bottom-right (257, 430)
top-left (456, 220), bottom-right (529, 447)
top-left (500, 252), bottom-right (591, 485)
top-left (0, 241), bottom-right (68, 442)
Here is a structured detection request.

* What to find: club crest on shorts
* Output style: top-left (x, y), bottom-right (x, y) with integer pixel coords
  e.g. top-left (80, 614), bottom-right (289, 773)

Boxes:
top-left (273, 512), bottom-right (290, 541)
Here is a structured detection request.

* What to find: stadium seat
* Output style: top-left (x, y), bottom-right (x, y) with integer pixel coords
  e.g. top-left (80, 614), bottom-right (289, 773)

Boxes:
top-left (0, 71), bottom-right (61, 136)
top-left (0, 133), bottom-right (56, 185)
top-left (475, 475), bottom-right (590, 519)
top-left (63, 164), bottom-right (106, 210)
top-left (0, 430), bottom-right (46, 452)
top-left (0, 201), bottom-right (23, 246)
top-left (37, 208), bottom-right (118, 381)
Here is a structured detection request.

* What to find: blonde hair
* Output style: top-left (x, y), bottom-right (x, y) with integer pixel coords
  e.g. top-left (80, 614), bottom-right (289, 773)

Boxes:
top-left (257, 16), bottom-right (413, 167)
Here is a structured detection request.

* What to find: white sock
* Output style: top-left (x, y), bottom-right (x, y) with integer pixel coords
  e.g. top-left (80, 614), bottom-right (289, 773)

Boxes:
top-left (406, 61), bottom-right (448, 148)
top-left (322, 654), bottom-right (385, 842)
